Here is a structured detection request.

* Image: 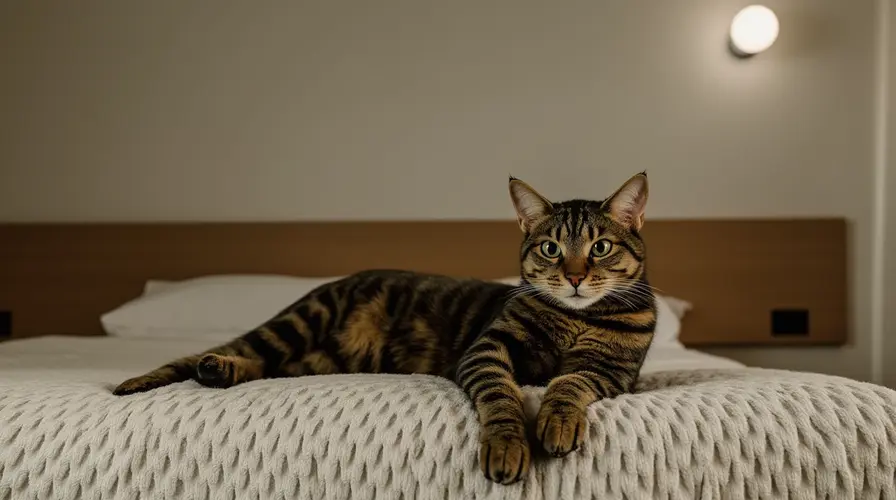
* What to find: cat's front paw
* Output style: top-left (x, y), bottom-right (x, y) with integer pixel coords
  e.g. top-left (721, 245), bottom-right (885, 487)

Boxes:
top-left (479, 431), bottom-right (530, 485)
top-left (536, 401), bottom-right (587, 457)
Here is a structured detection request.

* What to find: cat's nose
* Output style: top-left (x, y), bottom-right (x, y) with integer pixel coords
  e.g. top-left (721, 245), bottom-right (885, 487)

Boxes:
top-left (566, 273), bottom-right (586, 288)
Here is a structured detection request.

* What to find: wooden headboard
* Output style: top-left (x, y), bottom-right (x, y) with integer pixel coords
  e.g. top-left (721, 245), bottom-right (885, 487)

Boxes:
top-left (0, 218), bottom-right (848, 346)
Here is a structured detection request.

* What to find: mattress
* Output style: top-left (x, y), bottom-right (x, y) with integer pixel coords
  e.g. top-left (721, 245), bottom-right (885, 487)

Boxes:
top-left (1, 336), bottom-right (895, 500)
top-left (0, 335), bottom-right (745, 383)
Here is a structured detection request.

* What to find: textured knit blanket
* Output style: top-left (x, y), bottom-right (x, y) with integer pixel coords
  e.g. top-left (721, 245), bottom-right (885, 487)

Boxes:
top-left (1, 368), bottom-right (895, 500)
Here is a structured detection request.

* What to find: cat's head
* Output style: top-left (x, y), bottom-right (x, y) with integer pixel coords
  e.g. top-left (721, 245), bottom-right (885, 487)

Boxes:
top-left (509, 172), bottom-right (651, 310)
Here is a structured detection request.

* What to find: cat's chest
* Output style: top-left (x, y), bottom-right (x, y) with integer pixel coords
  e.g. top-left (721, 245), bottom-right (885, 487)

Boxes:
top-left (518, 318), bottom-right (596, 386)
top-left (547, 317), bottom-right (597, 351)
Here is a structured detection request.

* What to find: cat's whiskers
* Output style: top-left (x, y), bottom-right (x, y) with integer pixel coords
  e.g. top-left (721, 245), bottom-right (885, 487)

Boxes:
top-left (601, 277), bottom-right (658, 294)
top-left (515, 279), bottom-right (567, 308)
top-left (506, 284), bottom-right (538, 300)
top-left (611, 285), bottom-right (655, 301)
top-left (624, 280), bottom-right (664, 295)
top-left (598, 278), bottom-right (658, 310)
top-left (614, 292), bottom-right (652, 309)
top-left (516, 275), bottom-right (657, 311)
top-left (609, 294), bottom-right (635, 310)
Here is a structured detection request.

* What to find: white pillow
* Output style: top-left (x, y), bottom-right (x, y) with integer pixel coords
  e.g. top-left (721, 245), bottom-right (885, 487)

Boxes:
top-left (653, 294), bottom-right (689, 346)
top-left (110, 275), bottom-right (515, 340)
top-left (104, 273), bottom-right (690, 345)
top-left (101, 274), bottom-right (343, 340)
top-left (142, 279), bottom-right (177, 296)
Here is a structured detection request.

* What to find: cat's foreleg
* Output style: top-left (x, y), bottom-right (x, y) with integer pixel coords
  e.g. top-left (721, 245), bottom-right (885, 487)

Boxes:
top-left (536, 332), bottom-right (641, 457)
top-left (455, 331), bottom-right (530, 485)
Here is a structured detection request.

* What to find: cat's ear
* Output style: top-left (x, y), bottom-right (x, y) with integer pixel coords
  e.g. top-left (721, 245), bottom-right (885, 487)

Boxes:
top-left (509, 177), bottom-right (554, 232)
top-left (602, 172), bottom-right (649, 231)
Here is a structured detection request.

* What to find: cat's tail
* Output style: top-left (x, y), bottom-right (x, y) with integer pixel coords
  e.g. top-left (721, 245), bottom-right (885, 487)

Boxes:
top-left (112, 308), bottom-right (316, 396)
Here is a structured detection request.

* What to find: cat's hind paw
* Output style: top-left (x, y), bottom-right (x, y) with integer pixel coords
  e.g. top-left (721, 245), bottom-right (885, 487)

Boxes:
top-left (196, 353), bottom-right (233, 388)
top-left (112, 376), bottom-right (169, 396)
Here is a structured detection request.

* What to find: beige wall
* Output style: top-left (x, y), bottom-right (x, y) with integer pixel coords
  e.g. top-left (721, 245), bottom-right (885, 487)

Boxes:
top-left (0, 2), bottom-right (879, 381)
top-left (883, 0), bottom-right (896, 389)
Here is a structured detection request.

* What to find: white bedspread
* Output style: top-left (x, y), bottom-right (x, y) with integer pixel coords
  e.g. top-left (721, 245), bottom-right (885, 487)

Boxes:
top-left (1, 336), bottom-right (895, 500)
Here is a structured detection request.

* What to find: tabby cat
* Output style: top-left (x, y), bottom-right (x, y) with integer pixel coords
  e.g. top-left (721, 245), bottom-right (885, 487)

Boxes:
top-left (113, 172), bottom-right (657, 485)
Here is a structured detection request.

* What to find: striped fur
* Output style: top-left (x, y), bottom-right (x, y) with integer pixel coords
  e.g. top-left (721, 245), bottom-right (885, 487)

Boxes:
top-left (113, 172), bottom-right (657, 485)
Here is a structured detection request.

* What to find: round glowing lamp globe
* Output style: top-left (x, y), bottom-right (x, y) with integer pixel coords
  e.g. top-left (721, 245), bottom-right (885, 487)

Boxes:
top-left (729, 5), bottom-right (779, 57)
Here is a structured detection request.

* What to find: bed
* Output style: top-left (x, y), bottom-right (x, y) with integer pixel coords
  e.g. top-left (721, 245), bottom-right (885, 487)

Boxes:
top-left (2, 219), bottom-right (893, 500)
top-left (2, 333), bottom-right (895, 500)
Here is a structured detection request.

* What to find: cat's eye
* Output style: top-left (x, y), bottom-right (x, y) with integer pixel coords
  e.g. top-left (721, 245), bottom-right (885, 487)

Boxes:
top-left (591, 239), bottom-right (613, 257)
top-left (540, 241), bottom-right (561, 258)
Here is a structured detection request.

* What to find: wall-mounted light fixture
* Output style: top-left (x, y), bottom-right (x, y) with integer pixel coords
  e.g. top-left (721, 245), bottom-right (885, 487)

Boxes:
top-left (729, 5), bottom-right (779, 58)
